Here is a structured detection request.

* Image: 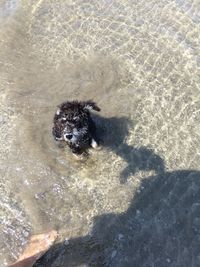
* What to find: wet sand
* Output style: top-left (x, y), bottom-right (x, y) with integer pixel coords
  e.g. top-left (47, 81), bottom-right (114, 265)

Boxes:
top-left (0, 0), bottom-right (200, 266)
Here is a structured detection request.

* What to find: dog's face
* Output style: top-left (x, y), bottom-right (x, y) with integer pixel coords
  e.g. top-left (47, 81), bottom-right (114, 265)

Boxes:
top-left (53, 101), bottom-right (100, 144)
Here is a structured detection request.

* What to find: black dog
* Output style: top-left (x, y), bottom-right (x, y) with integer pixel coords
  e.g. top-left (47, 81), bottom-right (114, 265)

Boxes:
top-left (52, 100), bottom-right (101, 156)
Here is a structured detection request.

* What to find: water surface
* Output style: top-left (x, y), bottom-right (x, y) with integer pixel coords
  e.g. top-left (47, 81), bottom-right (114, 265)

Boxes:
top-left (0, 0), bottom-right (200, 266)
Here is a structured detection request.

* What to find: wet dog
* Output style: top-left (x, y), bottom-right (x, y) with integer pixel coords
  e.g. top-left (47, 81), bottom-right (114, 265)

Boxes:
top-left (52, 100), bottom-right (100, 156)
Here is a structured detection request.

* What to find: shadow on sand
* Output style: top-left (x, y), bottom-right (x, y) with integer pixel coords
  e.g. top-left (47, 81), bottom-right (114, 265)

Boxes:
top-left (93, 114), bottom-right (165, 183)
top-left (35, 115), bottom-right (200, 267)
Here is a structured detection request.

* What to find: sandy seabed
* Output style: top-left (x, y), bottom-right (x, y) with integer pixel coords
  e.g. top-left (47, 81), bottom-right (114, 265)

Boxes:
top-left (0, 0), bottom-right (200, 266)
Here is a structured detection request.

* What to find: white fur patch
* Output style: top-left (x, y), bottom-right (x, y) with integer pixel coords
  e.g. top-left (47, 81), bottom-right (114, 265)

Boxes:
top-left (56, 109), bottom-right (61, 115)
top-left (55, 136), bottom-right (63, 141)
top-left (84, 105), bottom-right (93, 110)
top-left (73, 127), bottom-right (87, 135)
top-left (91, 139), bottom-right (98, 148)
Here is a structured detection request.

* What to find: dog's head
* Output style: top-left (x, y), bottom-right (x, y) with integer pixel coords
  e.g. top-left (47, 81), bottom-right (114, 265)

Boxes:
top-left (52, 100), bottom-right (100, 143)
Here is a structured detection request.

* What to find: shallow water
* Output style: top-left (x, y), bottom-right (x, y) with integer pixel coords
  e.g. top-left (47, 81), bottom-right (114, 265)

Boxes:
top-left (0, 0), bottom-right (200, 266)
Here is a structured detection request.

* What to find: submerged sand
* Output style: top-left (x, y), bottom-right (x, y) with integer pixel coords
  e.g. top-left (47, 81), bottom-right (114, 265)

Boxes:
top-left (0, 0), bottom-right (200, 266)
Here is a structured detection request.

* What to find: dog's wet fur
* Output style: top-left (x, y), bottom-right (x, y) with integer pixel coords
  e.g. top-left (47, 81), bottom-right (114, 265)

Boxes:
top-left (52, 100), bottom-right (100, 156)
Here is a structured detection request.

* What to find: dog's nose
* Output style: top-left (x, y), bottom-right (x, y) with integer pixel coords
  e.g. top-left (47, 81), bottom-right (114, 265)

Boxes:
top-left (65, 134), bottom-right (73, 140)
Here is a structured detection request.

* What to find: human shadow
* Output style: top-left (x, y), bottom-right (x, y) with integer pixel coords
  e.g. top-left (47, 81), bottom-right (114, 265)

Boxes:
top-left (92, 114), bottom-right (165, 183)
top-left (35, 168), bottom-right (200, 267)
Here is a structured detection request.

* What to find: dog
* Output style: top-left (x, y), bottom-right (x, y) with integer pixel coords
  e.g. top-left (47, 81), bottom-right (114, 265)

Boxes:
top-left (52, 100), bottom-right (101, 156)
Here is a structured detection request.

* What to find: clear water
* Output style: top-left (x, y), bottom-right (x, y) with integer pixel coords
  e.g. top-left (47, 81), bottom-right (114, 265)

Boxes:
top-left (0, 0), bottom-right (200, 266)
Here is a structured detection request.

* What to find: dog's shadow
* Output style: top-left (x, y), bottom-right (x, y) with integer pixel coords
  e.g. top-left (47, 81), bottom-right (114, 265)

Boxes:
top-left (93, 114), bottom-right (165, 183)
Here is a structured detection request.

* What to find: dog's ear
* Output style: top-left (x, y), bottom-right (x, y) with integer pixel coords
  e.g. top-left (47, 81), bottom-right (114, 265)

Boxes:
top-left (82, 100), bottom-right (101, 112)
top-left (52, 115), bottom-right (63, 141)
